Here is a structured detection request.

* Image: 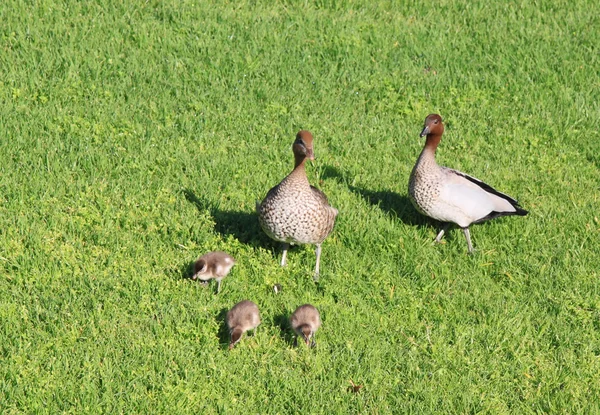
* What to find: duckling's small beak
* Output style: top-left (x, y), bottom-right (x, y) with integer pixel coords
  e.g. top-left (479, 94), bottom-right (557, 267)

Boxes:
top-left (307, 149), bottom-right (315, 161)
top-left (420, 125), bottom-right (430, 137)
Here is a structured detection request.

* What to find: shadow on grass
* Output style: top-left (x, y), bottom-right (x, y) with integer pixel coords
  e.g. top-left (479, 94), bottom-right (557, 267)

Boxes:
top-left (183, 188), bottom-right (272, 248)
top-left (586, 153), bottom-right (600, 170)
top-left (163, 260), bottom-right (200, 282)
top-left (349, 186), bottom-right (424, 226)
top-left (320, 165), bottom-right (427, 227)
top-left (274, 312), bottom-right (295, 346)
top-left (216, 307), bottom-right (231, 350)
top-left (180, 260), bottom-right (195, 279)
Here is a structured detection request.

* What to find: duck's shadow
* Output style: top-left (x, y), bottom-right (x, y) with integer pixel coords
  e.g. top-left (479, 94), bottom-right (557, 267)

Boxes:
top-left (184, 189), bottom-right (272, 247)
top-left (320, 165), bottom-right (427, 227)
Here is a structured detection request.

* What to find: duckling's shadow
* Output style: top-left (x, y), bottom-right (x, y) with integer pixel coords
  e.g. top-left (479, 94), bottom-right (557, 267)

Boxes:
top-left (183, 189), bottom-right (271, 247)
top-left (163, 260), bottom-right (196, 282)
top-left (587, 153), bottom-right (600, 170)
top-left (216, 307), bottom-right (231, 350)
top-left (181, 260), bottom-right (196, 280)
top-left (274, 312), bottom-right (295, 346)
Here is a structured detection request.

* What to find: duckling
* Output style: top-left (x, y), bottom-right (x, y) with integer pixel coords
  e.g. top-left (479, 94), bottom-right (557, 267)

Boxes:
top-left (257, 130), bottom-right (338, 280)
top-left (290, 304), bottom-right (321, 348)
top-left (192, 251), bottom-right (235, 293)
top-left (226, 300), bottom-right (261, 350)
top-left (408, 114), bottom-right (528, 253)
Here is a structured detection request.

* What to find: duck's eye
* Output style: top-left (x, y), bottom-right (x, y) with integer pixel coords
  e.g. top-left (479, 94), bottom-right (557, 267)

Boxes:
top-left (434, 120), bottom-right (439, 124)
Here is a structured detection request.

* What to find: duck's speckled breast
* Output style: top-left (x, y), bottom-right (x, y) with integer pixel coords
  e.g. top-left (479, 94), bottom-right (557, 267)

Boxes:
top-left (408, 153), bottom-right (443, 217)
top-left (258, 174), bottom-right (337, 245)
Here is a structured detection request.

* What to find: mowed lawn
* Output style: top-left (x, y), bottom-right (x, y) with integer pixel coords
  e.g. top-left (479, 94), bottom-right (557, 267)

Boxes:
top-left (1, 0), bottom-right (599, 413)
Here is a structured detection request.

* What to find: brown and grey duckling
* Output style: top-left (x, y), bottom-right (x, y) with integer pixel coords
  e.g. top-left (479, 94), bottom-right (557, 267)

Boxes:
top-left (226, 300), bottom-right (261, 350)
top-left (192, 251), bottom-right (235, 293)
top-left (408, 114), bottom-right (528, 253)
top-left (257, 130), bottom-right (338, 280)
top-left (290, 304), bottom-right (321, 348)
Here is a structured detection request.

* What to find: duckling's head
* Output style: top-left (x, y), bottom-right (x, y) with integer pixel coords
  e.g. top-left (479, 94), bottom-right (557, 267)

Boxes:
top-left (420, 114), bottom-right (444, 137)
top-left (229, 327), bottom-right (243, 350)
top-left (300, 325), bottom-right (315, 346)
top-left (293, 130), bottom-right (315, 161)
top-left (192, 258), bottom-right (209, 280)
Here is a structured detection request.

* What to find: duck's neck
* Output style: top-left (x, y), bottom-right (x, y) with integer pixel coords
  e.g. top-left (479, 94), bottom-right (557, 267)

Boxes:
top-left (294, 154), bottom-right (307, 169)
top-left (285, 155), bottom-right (310, 186)
top-left (419, 133), bottom-right (442, 161)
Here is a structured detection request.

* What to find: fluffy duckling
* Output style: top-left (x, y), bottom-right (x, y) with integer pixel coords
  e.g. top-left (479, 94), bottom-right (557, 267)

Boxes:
top-left (408, 114), bottom-right (528, 253)
top-left (192, 251), bottom-right (235, 293)
top-left (290, 304), bottom-right (321, 348)
top-left (226, 300), bottom-right (261, 350)
top-left (257, 130), bottom-right (338, 280)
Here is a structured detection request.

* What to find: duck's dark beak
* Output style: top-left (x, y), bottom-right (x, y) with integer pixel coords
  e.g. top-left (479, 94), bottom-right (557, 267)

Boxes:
top-left (420, 125), bottom-right (430, 137)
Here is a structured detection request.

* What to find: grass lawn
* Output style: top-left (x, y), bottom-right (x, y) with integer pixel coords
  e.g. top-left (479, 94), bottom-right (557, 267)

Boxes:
top-left (1, 0), bottom-right (599, 413)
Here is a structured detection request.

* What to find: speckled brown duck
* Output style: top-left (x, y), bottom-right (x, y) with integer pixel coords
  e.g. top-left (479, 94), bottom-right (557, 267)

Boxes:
top-left (290, 304), bottom-right (321, 348)
top-left (257, 130), bottom-right (338, 280)
top-left (227, 300), bottom-right (261, 350)
top-left (192, 251), bottom-right (235, 293)
top-left (408, 114), bottom-right (528, 253)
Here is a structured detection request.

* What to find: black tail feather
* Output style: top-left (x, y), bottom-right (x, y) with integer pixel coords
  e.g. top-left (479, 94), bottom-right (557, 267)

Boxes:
top-left (473, 205), bottom-right (528, 224)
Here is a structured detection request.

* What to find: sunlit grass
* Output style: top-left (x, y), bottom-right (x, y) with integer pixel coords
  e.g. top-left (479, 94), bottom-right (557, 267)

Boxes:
top-left (0, 0), bottom-right (599, 413)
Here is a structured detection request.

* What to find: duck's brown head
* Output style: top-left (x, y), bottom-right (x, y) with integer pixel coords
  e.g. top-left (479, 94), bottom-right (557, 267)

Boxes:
top-left (420, 114), bottom-right (444, 137)
top-left (293, 130), bottom-right (315, 163)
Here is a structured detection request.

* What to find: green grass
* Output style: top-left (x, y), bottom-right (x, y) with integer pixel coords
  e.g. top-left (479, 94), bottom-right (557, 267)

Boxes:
top-left (1, 0), bottom-right (599, 413)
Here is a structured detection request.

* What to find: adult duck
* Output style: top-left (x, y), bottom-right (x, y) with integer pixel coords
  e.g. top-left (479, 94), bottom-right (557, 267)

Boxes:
top-left (257, 130), bottom-right (337, 279)
top-left (408, 114), bottom-right (527, 253)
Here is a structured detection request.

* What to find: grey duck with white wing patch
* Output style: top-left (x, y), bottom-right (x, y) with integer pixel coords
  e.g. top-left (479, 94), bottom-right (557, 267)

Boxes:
top-left (257, 130), bottom-right (338, 280)
top-left (408, 114), bottom-right (528, 253)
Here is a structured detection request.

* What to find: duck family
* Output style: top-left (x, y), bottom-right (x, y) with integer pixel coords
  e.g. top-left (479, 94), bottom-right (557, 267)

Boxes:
top-left (194, 117), bottom-right (527, 349)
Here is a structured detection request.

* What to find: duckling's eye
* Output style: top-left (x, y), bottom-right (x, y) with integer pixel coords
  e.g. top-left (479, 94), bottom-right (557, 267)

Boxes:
top-left (434, 120), bottom-right (439, 124)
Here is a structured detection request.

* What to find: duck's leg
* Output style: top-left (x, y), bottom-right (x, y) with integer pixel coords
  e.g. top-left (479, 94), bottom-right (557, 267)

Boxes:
top-left (314, 244), bottom-right (322, 281)
top-left (280, 243), bottom-right (289, 266)
top-left (462, 227), bottom-right (474, 254)
top-left (435, 223), bottom-right (450, 243)
top-left (216, 279), bottom-right (222, 294)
